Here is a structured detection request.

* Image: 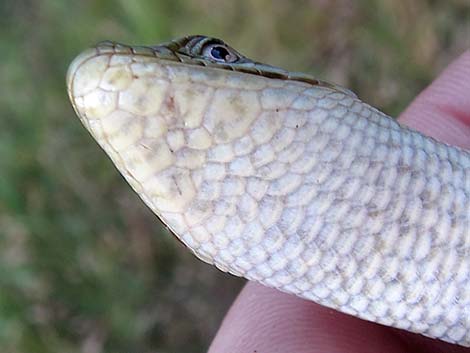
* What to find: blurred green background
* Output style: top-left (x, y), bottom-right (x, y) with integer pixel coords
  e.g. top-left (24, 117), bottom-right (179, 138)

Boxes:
top-left (0, 0), bottom-right (468, 352)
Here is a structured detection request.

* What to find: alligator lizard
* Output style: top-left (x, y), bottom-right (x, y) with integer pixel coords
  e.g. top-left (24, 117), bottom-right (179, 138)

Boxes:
top-left (66, 36), bottom-right (470, 346)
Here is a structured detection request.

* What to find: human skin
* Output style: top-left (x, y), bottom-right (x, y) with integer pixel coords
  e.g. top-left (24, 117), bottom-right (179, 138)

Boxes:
top-left (208, 50), bottom-right (470, 353)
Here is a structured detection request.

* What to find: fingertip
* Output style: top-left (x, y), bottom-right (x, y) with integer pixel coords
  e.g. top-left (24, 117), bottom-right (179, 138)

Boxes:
top-left (399, 50), bottom-right (470, 149)
top-left (208, 283), bottom-right (404, 353)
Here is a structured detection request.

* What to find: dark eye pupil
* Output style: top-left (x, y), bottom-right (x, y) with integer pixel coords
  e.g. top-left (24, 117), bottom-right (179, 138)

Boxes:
top-left (210, 46), bottom-right (230, 61)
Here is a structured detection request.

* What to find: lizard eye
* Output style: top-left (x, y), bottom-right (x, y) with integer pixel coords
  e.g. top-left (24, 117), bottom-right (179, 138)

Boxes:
top-left (202, 43), bottom-right (239, 63)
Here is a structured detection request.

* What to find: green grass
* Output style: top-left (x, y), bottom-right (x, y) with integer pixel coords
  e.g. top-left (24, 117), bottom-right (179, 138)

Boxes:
top-left (0, 0), bottom-right (468, 351)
